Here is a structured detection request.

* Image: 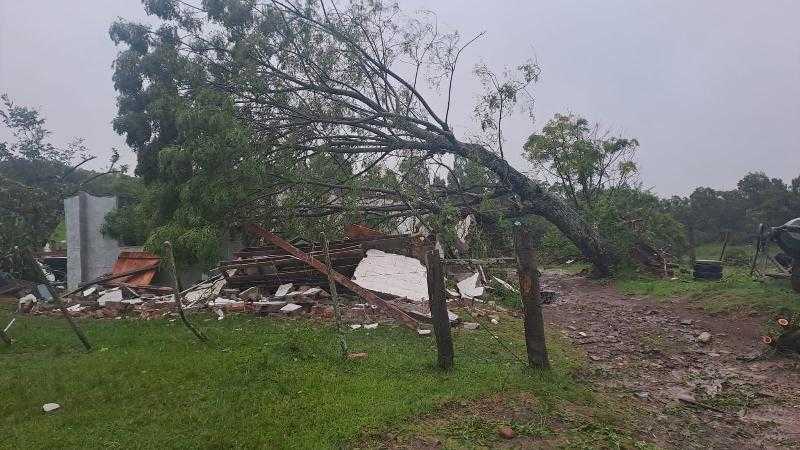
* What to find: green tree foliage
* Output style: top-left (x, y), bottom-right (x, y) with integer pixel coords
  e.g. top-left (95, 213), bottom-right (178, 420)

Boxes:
top-left (670, 172), bottom-right (800, 246)
top-left (0, 95), bottom-right (126, 255)
top-left (524, 114), bottom-right (639, 210)
top-left (109, 0), bottom-right (618, 275)
top-left (522, 113), bottom-right (684, 262)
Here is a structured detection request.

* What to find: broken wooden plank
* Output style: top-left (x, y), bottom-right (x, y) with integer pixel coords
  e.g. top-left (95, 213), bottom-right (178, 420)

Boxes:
top-left (244, 224), bottom-right (418, 329)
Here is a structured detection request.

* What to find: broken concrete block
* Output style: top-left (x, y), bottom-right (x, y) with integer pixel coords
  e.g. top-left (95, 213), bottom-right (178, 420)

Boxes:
top-left (82, 286), bottom-right (98, 297)
top-left (42, 403), bottom-right (60, 413)
top-left (238, 286), bottom-right (260, 301)
top-left (97, 288), bottom-right (123, 306)
top-left (280, 303), bottom-right (303, 314)
top-left (302, 287), bottom-right (323, 296)
top-left (274, 283), bottom-right (293, 297)
top-left (350, 324), bottom-right (362, 330)
top-left (207, 297), bottom-right (239, 307)
top-left (363, 323), bottom-right (378, 330)
top-left (698, 332), bottom-right (712, 343)
top-left (462, 322), bottom-right (480, 330)
top-left (185, 279), bottom-right (227, 304)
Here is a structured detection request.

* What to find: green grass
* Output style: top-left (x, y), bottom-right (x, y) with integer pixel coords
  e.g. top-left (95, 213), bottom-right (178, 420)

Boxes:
top-left (616, 243), bottom-right (799, 316)
top-left (0, 306), bottom-right (642, 449)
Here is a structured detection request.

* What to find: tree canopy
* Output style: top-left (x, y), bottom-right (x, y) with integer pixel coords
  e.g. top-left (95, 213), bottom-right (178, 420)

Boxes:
top-left (109, 0), bottom-right (616, 273)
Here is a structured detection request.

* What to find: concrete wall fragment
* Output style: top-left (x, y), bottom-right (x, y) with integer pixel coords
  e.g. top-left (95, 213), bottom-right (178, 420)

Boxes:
top-left (65, 192), bottom-right (120, 290)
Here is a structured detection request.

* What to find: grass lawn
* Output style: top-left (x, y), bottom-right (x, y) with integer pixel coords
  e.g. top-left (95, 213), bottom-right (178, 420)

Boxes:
top-left (616, 244), bottom-right (800, 317)
top-left (0, 304), bottom-right (644, 449)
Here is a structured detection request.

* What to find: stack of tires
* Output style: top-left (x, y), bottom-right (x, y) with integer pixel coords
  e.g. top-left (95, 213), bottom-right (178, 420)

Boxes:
top-left (693, 260), bottom-right (723, 280)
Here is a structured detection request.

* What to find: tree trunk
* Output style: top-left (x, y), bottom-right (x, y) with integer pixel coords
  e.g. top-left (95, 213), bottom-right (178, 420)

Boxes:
top-left (453, 141), bottom-right (616, 275)
top-left (425, 250), bottom-right (454, 369)
top-left (513, 224), bottom-right (550, 368)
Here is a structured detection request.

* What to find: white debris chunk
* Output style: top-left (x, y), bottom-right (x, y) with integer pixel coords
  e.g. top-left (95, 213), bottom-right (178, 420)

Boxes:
top-left (19, 294), bottom-right (38, 306)
top-left (66, 304), bottom-right (86, 313)
top-left (42, 403), bottom-right (60, 413)
top-left (214, 308), bottom-right (225, 320)
top-left (492, 277), bottom-right (518, 293)
top-left (302, 287), bottom-right (323, 296)
top-left (417, 329), bottom-right (432, 336)
top-left (352, 249), bottom-right (428, 302)
top-left (239, 286), bottom-right (260, 301)
top-left (274, 283), bottom-right (293, 297)
top-left (455, 214), bottom-right (474, 251)
top-left (280, 303), bottom-right (303, 313)
top-left (207, 297), bottom-right (240, 307)
top-left (121, 298), bottom-right (143, 305)
top-left (97, 288), bottom-right (123, 306)
top-left (462, 322), bottom-right (480, 330)
top-left (457, 273), bottom-right (484, 299)
top-left (350, 324), bottom-right (362, 330)
top-left (184, 278), bottom-right (226, 304)
top-left (363, 323), bottom-right (379, 330)
top-left (82, 286), bottom-right (98, 297)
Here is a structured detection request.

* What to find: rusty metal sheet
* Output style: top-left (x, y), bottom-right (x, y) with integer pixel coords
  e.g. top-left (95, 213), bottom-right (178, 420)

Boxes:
top-left (110, 251), bottom-right (160, 286)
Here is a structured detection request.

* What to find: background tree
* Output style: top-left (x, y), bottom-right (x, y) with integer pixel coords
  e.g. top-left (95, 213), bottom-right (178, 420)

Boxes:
top-left (0, 95), bottom-right (126, 256)
top-left (523, 113), bottom-right (639, 210)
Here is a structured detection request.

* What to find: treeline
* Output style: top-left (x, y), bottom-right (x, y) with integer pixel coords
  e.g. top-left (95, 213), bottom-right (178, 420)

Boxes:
top-left (666, 172), bottom-right (800, 246)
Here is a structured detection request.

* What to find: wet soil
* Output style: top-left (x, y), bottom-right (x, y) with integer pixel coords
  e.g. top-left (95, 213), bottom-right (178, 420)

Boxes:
top-left (541, 271), bottom-right (800, 449)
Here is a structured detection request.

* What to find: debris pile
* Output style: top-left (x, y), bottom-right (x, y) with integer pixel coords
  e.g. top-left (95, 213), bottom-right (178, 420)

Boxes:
top-left (11, 225), bottom-right (524, 333)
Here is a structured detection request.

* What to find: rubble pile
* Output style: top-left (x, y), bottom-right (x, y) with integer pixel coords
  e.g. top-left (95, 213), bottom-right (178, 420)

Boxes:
top-left (10, 226), bottom-right (522, 332)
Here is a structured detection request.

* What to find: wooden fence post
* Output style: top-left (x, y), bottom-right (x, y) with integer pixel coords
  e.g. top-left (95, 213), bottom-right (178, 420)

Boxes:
top-left (163, 242), bottom-right (207, 342)
top-left (425, 249), bottom-right (453, 369)
top-left (24, 248), bottom-right (92, 352)
top-left (512, 224), bottom-right (550, 369)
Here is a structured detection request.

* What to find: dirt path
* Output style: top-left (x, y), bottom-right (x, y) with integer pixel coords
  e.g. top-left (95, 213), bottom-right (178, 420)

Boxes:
top-left (541, 270), bottom-right (800, 449)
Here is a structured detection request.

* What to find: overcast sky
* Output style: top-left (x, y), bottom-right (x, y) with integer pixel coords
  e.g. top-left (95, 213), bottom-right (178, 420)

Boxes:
top-left (1, 1), bottom-right (798, 196)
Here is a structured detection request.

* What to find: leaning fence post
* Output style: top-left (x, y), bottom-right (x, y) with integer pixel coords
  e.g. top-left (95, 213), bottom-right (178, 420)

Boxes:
top-left (24, 248), bottom-right (92, 352)
top-left (163, 242), bottom-right (207, 342)
top-left (425, 249), bottom-right (454, 369)
top-left (512, 223), bottom-right (550, 369)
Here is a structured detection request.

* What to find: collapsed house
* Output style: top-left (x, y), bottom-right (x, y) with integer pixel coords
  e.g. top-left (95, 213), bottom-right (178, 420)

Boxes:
top-left (14, 220), bottom-right (528, 334)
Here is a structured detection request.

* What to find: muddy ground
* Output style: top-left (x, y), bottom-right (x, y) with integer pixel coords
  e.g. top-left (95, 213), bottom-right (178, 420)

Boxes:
top-left (541, 271), bottom-right (800, 448)
top-left (372, 271), bottom-right (800, 449)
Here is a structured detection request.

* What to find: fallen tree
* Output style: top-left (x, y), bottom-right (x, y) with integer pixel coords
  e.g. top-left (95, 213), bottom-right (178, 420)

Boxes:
top-left (111, 0), bottom-right (616, 274)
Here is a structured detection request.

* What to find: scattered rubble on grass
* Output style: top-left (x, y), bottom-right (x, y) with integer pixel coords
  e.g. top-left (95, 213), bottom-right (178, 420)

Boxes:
top-left (9, 225), bottom-right (539, 333)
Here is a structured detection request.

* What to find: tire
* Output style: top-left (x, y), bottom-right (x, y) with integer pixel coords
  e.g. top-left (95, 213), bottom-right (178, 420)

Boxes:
top-left (694, 271), bottom-right (722, 280)
top-left (693, 266), bottom-right (722, 276)
top-left (694, 265), bottom-right (722, 273)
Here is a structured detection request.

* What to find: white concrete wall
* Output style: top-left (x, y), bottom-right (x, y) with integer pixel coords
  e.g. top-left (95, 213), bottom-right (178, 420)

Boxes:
top-left (65, 192), bottom-right (120, 290)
